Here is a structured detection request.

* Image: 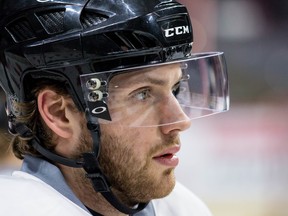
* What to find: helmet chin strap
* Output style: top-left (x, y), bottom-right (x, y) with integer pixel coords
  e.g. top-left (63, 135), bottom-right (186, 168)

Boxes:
top-left (83, 119), bottom-right (149, 214)
top-left (13, 121), bottom-right (148, 215)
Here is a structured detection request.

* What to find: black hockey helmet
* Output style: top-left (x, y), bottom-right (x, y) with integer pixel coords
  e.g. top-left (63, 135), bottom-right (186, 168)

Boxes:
top-left (0, 0), bottom-right (228, 128)
top-left (0, 0), bottom-right (192, 111)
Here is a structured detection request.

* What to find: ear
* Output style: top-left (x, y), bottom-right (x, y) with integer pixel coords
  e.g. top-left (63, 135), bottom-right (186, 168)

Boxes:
top-left (37, 89), bottom-right (74, 139)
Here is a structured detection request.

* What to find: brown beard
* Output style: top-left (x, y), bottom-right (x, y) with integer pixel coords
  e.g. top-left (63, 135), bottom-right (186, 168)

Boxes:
top-left (76, 123), bottom-right (179, 206)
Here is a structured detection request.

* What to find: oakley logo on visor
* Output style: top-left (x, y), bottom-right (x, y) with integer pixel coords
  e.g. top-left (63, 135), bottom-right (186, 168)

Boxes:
top-left (87, 101), bottom-right (111, 121)
top-left (92, 106), bottom-right (107, 115)
top-left (164, 26), bottom-right (190, 38)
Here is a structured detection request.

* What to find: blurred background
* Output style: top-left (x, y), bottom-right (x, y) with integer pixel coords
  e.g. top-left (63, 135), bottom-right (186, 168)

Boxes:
top-left (0, 0), bottom-right (288, 215)
top-left (176, 0), bottom-right (288, 216)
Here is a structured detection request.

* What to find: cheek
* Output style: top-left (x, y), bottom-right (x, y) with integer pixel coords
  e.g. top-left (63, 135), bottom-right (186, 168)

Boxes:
top-left (100, 124), bottom-right (157, 158)
top-left (131, 128), bottom-right (156, 156)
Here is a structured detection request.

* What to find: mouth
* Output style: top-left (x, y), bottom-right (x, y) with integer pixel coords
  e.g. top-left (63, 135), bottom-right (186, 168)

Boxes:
top-left (152, 145), bottom-right (180, 167)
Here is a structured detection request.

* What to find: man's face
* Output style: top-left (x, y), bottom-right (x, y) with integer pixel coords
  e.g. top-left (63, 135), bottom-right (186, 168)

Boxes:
top-left (95, 64), bottom-right (191, 204)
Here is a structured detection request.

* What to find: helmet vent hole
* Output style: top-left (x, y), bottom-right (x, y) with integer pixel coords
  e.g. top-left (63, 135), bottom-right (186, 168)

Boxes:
top-left (37, 10), bottom-right (65, 34)
top-left (156, 1), bottom-right (180, 8)
top-left (80, 11), bottom-right (109, 29)
top-left (6, 18), bottom-right (36, 43)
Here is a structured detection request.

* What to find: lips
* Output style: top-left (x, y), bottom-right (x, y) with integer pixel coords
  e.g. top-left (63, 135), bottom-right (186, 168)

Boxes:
top-left (153, 145), bottom-right (180, 167)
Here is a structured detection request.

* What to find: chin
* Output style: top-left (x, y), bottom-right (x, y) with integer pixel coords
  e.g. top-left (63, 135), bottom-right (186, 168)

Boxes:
top-left (152, 168), bottom-right (176, 199)
top-left (115, 168), bottom-right (177, 205)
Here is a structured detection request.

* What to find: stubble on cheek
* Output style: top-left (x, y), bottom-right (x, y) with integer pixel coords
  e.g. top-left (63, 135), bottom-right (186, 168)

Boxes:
top-left (98, 128), bottom-right (179, 205)
top-left (73, 122), bottom-right (179, 205)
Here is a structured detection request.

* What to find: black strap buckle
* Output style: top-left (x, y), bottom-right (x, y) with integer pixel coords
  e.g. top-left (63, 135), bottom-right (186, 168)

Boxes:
top-left (86, 172), bottom-right (110, 193)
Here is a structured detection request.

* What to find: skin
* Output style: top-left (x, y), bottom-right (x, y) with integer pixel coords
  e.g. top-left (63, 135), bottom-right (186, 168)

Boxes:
top-left (37, 64), bottom-right (191, 216)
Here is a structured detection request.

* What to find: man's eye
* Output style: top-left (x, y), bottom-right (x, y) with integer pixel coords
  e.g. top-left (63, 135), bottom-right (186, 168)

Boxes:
top-left (172, 82), bottom-right (180, 97)
top-left (133, 89), bottom-right (151, 101)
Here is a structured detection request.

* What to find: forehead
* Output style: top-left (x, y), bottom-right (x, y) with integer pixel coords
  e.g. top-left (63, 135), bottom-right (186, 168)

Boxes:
top-left (109, 63), bottom-right (182, 86)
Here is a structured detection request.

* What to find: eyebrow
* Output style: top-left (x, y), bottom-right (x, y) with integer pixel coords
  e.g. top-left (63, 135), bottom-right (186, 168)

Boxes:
top-left (109, 65), bottom-right (183, 90)
top-left (140, 76), bottom-right (167, 86)
top-left (129, 70), bottom-right (183, 87)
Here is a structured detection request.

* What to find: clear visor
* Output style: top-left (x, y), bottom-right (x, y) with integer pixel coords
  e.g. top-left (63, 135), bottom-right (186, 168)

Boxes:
top-left (80, 52), bottom-right (229, 127)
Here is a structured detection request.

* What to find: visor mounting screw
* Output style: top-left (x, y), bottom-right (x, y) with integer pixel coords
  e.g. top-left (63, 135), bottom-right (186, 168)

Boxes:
top-left (101, 81), bottom-right (107, 86)
top-left (103, 92), bottom-right (109, 98)
top-left (86, 78), bottom-right (101, 90)
top-left (88, 90), bottom-right (103, 102)
top-left (183, 44), bottom-right (192, 56)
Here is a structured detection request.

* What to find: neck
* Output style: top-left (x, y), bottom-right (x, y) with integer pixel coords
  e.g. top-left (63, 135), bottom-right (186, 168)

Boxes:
top-left (59, 165), bottom-right (128, 216)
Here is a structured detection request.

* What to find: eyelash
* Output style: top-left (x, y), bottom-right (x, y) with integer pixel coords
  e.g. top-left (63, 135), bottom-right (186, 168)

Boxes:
top-left (131, 82), bottom-right (181, 102)
top-left (132, 88), bottom-right (151, 101)
top-left (172, 82), bottom-right (180, 96)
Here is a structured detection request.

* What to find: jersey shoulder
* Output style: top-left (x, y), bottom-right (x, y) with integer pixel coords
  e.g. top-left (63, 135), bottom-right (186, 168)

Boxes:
top-left (0, 171), bottom-right (91, 216)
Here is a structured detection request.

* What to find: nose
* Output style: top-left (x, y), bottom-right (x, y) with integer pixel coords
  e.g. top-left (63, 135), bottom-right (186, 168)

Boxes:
top-left (159, 94), bottom-right (192, 135)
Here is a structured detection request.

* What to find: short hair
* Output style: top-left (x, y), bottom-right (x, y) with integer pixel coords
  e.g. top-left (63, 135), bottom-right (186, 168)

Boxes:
top-left (8, 79), bottom-right (70, 159)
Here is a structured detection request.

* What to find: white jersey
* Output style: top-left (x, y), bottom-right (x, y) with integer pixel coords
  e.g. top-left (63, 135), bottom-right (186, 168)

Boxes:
top-left (153, 181), bottom-right (212, 216)
top-left (0, 156), bottom-right (212, 216)
top-left (0, 171), bottom-right (91, 216)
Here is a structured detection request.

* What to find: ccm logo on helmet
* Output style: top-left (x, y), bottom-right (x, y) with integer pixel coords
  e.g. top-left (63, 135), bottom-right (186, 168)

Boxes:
top-left (164, 26), bottom-right (190, 38)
